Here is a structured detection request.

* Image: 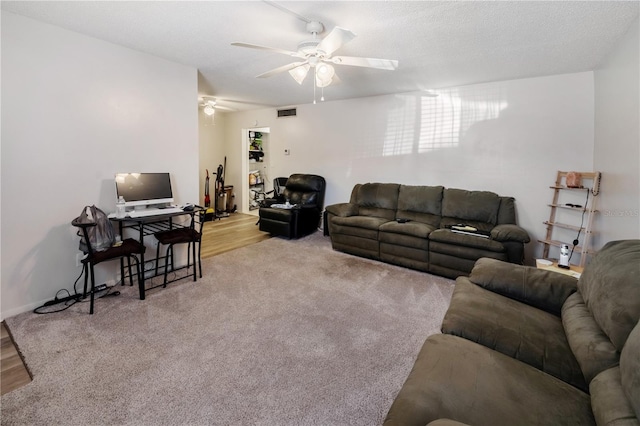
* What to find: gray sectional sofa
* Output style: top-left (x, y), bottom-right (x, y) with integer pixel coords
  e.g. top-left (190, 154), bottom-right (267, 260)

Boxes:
top-left (325, 183), bottom-right (530, 278)
top-left (384, 239), bottom-right (640, 426)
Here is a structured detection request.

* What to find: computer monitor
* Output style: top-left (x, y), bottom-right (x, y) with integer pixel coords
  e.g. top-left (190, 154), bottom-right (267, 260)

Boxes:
top-left (114, 173), bottom-right (174, 209)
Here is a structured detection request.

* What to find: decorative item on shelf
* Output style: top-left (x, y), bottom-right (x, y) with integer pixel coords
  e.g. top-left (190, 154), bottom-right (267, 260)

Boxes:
top-left (566, 172), bottom-right (582, 188)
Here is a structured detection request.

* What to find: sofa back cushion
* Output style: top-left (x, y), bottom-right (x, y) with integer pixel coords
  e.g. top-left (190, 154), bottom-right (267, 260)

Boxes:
top-left (396, 185), bottom-right (443, 227)
top-left (354, 183), bottom-right (400, 220)
top-left (441, 188), bottom-right (501, 231)
top-left (349, 184), bottom-right (362, 203)
top-left (577, 240), bottom-right (640, 352)
top-left (496, 197), bottom-right (517, 225)
top-left (620, 320), bottom-right (640, 419)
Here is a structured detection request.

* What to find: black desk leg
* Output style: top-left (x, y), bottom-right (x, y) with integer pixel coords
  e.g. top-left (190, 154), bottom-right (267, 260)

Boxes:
top-left (192, 241), bottom-right (197, 281)
top-left (138, 251), bottom-right (145, 300)
top-left (120, 258), bottom-right (125, 286)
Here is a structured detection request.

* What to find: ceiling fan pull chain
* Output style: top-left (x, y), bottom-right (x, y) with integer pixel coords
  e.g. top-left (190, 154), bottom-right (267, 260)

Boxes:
top-left (313, 68), bottom-right (317, 104)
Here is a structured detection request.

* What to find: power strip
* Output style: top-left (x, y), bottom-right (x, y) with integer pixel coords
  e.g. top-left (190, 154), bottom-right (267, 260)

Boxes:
top-left (42, 284), bottom-right (109, 306)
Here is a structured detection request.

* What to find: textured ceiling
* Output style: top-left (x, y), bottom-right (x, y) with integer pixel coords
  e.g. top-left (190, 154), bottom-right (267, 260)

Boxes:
top-left (2, 1), bottom-right (638, 111)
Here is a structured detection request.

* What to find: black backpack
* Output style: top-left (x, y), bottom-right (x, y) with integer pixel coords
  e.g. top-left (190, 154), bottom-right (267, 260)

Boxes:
top-left (76, 205), bottom-right (116, 253)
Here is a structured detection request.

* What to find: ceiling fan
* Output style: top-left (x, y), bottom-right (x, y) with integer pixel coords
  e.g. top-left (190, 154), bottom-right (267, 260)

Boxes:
top-left (199, 97), bottom-right (236, 116)
top-left (231, 2), bottom-right (398, 102)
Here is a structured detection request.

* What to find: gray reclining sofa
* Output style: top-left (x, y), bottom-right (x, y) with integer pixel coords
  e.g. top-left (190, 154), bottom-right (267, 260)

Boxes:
top-left (384, 239), bottom-right (640, 426)
top-left (325, 183), bottom-right (530, 278)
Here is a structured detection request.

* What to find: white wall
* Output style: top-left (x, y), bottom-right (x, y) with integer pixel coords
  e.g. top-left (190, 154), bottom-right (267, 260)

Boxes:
top-left (594, 18), bottom-right (640, 248)
top-left (225, 72), bottom-right (595, 264)
top-left (1, 12), bottom-right (199, 318)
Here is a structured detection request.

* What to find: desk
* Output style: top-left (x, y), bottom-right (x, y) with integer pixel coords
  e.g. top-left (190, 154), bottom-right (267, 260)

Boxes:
top-left (110, 208), bottom-right (200, 299)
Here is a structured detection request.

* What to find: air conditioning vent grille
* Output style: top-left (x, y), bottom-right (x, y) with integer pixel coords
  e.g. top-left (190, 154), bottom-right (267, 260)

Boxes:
top-left (277, 108), bottom-right (297, 117)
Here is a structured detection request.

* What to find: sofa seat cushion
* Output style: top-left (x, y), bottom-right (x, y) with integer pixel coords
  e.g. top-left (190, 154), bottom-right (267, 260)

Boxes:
top-left (383, 334), bottom-right (594, 426)
top-left (332, 215), bottom-right (389, 230)
top-left (590, 367), bottom-right (640, 426)
top-left (379, 220), bottom-right (436, 239)
top-left (258, 207), bottom-right (295, 223)
top-left (562, 292), bottom-right (620, 385)
top-left (429, 229), bottom-right (505, 252)
top-left (442, 278), bottom-right (587, 391)
top-left (331, 216), bottom-right (389, 240)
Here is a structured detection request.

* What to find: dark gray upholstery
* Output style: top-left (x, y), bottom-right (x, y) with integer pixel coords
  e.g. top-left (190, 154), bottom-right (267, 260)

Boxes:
top-left (577, 240), bottom-right (640, 351)
top-left (620, 321), bottom-right (640, 420)
top-left (442, 277), bottom-right (587, 391)
top-left (440, 188), bottom-right (500, 230)
top-left (326, 183), bottom-right (530, 279)
top-left (384, 334), bottom-right (595, 426)
top-left (386, 239), bottom-right (640, 426)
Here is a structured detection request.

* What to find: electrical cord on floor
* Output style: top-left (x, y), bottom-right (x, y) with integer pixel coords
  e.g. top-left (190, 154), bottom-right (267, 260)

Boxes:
top-left (33, 266), bottom-right (119, 314)
top-left (33, 268), bottom-right (84, 314)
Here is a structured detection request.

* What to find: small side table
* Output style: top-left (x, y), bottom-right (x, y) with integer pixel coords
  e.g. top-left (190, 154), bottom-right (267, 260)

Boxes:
top-left (536, 259), bottom-right (583, 279)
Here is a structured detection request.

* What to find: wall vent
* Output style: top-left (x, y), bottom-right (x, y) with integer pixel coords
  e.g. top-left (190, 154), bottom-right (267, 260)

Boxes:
top-left (277, 108), bottom-right (297, 118)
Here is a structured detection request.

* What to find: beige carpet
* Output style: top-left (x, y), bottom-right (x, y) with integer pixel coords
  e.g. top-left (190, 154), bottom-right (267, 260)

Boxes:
top-left (1, 233), bottom-right (454, 425)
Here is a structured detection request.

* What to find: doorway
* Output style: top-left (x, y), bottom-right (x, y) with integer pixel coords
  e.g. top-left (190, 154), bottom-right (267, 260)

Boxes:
top-left (241, 127), bottom-right (271, 215)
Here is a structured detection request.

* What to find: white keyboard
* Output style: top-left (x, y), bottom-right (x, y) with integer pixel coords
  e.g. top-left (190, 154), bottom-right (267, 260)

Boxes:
top-left (127, 207), bottom-right (184, 218)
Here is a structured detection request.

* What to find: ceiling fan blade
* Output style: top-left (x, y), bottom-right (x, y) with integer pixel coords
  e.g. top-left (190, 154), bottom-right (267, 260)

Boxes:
top-left (214, 105), bottom-right (236, 111)
top-left (330, 56), bottom-right (398, 70)
top-left (263, 0), bottom-right (312, 24)
top-left (256, 61), bottom-right (308, 78)
top-left (317, 27), bottom-right (356, 56)
top-left (231, 42), bottom-right (301, 58)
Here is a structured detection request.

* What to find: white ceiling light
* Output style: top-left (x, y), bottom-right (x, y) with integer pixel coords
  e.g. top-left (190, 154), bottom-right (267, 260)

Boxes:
top-left (203, 103), bottom-right (216, 116)
top-left (289, 64), bottom-right (310, 85)
top-left (315, 63), bottom-right (335, 87)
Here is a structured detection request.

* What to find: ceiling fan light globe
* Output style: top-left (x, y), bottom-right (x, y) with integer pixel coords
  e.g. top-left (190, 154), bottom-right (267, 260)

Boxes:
top-left (315, 63), bottom-right (335, 87)
top-left (315, 75), bottom-right (332, 88)
top-left (203, 105), bottom-right (215, 116)
top-left (289, 64), bottom-right (310, 85)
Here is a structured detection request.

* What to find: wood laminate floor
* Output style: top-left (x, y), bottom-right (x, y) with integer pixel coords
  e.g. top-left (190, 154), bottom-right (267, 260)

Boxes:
top-left (200, 212), bottom-right (271, 259)
top-left (1, 321), bottom-right (32, 395)
top-left (0, 212), bottom-right (269, 395)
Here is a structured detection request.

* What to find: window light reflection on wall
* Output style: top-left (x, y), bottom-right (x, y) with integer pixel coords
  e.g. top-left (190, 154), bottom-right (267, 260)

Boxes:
top-left (382, 88), bottom-right (509, 157)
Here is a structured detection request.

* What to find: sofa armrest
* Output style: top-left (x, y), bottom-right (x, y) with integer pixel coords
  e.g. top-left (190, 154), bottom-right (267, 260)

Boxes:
top-left (325, 202), bottom-right (359, 217)
top-left (469, 257), bottom-right (578, 315)
top-left (491, 224), bottom-right (530, 243)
